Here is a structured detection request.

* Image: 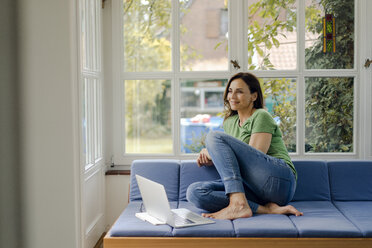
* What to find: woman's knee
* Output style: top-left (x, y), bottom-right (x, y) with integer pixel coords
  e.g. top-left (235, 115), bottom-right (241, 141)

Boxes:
top-left (206, 131), bottom-right (225, 147)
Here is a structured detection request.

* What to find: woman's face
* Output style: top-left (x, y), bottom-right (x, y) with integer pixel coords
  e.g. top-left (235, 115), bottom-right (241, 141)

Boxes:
top-left (227, 78), bottom-right (257, 111)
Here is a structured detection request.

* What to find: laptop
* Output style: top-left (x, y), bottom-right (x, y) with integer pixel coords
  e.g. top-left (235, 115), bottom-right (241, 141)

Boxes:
top-left (135, 174), bottom-right (215, 228)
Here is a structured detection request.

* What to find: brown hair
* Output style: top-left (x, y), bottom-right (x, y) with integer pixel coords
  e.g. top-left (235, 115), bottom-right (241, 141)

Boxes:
top-left (223, 72), bottom-right (264, 121)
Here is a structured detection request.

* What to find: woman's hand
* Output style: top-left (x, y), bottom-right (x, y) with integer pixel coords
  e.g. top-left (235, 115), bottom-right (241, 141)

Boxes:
top-left (197, 148), bottom-right (213, 167)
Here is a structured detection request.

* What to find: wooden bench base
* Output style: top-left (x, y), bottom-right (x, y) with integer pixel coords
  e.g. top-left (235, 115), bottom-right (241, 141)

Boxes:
top-left (104, 236), bottom-right (372, 248)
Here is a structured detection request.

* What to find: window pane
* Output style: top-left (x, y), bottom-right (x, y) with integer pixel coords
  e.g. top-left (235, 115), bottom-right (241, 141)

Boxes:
top-left (247, 0), bottom-right (297, 70)
top-left (180, 79), bottom-right (227, 153)
top-left (261, 78), bottom-right (297, 152)
top-left (305, 77), bottom-right (353, 153)
top-left (305, 0), bottom-right (354, 69)
top-left (180, 0), bottom-right (228, 71)
top-left (123, 0), bottom-right (172, 72)
top-left (82, 79), bottom-right (88, 165)
top-left (125, 80), bottom-right (172, 153)
top-left (84, 78), bottom-right (95, 168)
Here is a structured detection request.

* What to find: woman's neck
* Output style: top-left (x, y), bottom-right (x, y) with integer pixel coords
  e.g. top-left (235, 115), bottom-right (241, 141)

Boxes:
top-left (238, 107), bottom-right (256, 126)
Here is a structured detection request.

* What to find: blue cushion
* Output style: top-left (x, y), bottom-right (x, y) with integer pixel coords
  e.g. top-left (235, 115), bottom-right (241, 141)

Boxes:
top-left (130, 160), bottom-right (180, 201)
top-left (334, 201), bottom-right (372, 237)
top-left (172, 201), bottom-right (235, 237)
top-left (288, 201), bottom-right (362, 237)
top-left (233, 214), bottom-right (298, 237)
top-left (328, 161), bottom-right (372, 201)
top-left (291, 160), bottom-right (331, 201)
top-left (109, 201), bottom-right (176, 237)
top-left (179, 160), bottom-right (220, 201)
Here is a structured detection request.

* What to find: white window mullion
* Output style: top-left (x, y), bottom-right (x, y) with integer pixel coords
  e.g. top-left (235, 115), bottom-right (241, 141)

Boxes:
top-left (97, 0), bottom-right (102, 72)
top-left (91, 0), bottom-right (96, 71)
top-left (360, 0), bottom-right (372, 159)
top-left (86, 0), bottom-right (91, 70)
top-left (94, 0), bottom-right (98, 68)
top-left (172, 0), bottom-right (180, 156)
top-left (173, 76), bottom-right (180, 156)
top-left (352, 1), bottom-right (359, 157)
top-left (228, 0), bottom-right (242, 74)
top-left (172, 0), bottom-right (180, 74)
top-left (200, 89), bottom-right (205, 110)
top-left (112, 0), bottom-right (124, 164)
top-left (92, 0), bottom-right (97, 70)
top-left (297, 0), bottom-right (306, 156)
top-left (241, 0), bottom-right (249, 72)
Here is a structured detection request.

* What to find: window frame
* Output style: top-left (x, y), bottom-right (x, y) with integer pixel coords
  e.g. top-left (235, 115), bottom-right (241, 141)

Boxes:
top-left (111, 0), bottom-right (363, 167)
top-left (80, 0), bottom-right (104, 171)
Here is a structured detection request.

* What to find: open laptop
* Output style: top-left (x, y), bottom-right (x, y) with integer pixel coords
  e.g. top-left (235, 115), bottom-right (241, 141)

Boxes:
top-left (135, 174), bottom-right (215, 228)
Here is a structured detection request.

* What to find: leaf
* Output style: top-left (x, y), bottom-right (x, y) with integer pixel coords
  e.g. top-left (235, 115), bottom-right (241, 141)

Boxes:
top-left (214, 42), bottom-right (223, 50)
top-left (272, 37), bottom-right (280, 47)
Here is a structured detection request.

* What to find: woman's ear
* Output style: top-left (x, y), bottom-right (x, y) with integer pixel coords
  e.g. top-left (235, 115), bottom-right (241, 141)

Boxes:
top-left (252, 92), bottom-right (258, 102)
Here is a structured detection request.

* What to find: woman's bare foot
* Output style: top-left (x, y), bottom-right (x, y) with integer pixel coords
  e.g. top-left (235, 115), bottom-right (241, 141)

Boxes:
top-left (202, 193), bottom-right (253, 220)
top-left (261, 202), bottom-right (303, 216)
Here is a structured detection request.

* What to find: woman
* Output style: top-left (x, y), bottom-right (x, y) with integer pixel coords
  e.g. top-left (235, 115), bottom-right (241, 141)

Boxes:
top-left (186, 72), bottom-right (303, 220)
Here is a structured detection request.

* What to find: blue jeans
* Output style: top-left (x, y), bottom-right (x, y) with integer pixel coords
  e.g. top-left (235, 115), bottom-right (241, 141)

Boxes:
top-left (186, 131), bottom-right (296, 214)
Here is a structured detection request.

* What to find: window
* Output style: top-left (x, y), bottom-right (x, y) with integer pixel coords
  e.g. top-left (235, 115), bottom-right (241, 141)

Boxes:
top-left (113, 0), bottom-right (358, 165)
top-left (80, 0), bottom-right (103, 170)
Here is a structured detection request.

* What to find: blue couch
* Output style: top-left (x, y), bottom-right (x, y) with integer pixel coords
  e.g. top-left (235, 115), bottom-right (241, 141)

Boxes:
top-left (104, 160), bottom-right (372, 248)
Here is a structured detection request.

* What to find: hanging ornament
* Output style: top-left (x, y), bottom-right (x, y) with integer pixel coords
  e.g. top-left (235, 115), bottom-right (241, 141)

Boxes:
top-left (323, 13), bottom-right (336, 53)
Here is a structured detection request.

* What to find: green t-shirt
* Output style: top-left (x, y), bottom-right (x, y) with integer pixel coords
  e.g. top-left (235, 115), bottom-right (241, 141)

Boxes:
top-left (223, 109), bottom-right (297, 180)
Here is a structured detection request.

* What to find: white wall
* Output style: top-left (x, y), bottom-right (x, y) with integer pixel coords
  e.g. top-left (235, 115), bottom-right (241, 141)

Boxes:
top-left (18, 0), bottom-right (81, 247)
top-left (105, 175), bottom-right (130, 228)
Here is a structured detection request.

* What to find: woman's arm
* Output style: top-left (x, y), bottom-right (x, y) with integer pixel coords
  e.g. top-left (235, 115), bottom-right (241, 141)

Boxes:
top-left (249, 132), bottom-right (272, 154)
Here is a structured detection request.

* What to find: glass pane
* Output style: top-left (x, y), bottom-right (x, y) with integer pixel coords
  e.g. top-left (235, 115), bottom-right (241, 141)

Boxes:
top-left (123, 0), bottom-right (172, 72)
top-left (305, 77), bottom-right (353, 152)
top-left (180, 0), bottom-right (228, 71)
top-left (94, 79), bottom-right (101, 160)
top-left (305, 0), bottom-right (354, 69)
top-left (247, 0), bottom-right (297, 70)
top-left (82, 79), bottom-right (88, 165)
top-left (180, 79), bottom-right (227, 153)
top-left (84, 78), bottom-right (94, 167)
top-left (80, 0), bottom-right (87, 69)
top-left (261, 78), bottom-right (297, 152)
top-left (125, 80), bottom-right (172, 153)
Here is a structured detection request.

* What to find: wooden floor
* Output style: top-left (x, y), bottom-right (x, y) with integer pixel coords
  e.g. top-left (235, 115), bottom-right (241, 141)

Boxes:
top-left (104, 237), bottom-right (372, 248)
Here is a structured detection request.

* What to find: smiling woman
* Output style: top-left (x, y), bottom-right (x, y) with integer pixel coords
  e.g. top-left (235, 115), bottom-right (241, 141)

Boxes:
top-left (186, 72), bottom-right (300, 220)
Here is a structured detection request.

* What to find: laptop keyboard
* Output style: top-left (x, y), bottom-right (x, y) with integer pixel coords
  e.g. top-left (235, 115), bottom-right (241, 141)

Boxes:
top-left (171, 212), bottom-right (195, 225)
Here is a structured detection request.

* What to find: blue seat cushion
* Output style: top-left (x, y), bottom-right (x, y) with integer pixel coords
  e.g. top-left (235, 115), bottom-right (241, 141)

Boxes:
top-left (179, 160), bottom-right (220, 201)
top-left (289, 201), bottom-right (362, 237)
top-left (291, 160), bottom-right (331, 201)
top-left (130, 160), bottom-right (180, 201)
top-left (233, 214), bottom-right (298, 237)
top-left (172, 201), bottom-right (235, 237)
top-left (334, 201), bottom-right (372, 237)
top-left (328, 161), bottom-right (372, 201)
top-left (109, 201), bottom-right (176, 237)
